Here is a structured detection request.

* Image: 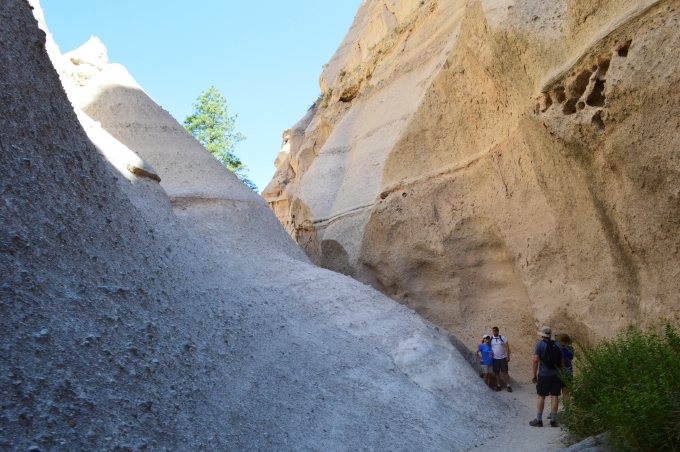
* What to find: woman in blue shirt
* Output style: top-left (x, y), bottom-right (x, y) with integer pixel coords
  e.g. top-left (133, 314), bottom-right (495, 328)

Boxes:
top-left (476, 335), bottom-right (494, 387)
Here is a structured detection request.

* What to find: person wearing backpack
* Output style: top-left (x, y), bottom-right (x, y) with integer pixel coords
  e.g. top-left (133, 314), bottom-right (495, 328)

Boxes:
top-left (489, 326), bottom-right (512, 392)
top-left (529, 326), bottom-right (565, 427)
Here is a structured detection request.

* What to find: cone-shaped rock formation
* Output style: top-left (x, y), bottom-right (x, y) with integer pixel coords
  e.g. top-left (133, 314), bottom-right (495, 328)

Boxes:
top-left (0, 1), bottom-right (509, 450)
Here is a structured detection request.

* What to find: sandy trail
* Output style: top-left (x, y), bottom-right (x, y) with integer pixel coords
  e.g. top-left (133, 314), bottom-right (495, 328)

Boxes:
top-left (478, 382), bottom-right (567, 451)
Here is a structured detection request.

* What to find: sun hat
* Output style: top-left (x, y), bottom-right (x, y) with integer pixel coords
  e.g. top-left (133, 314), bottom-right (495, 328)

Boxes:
top-left (538, 326), bottom-right (551, 338)
top-left (556, 333), bottom-right (573, 346)
top-left (482, 334), bottom-right (490, 340)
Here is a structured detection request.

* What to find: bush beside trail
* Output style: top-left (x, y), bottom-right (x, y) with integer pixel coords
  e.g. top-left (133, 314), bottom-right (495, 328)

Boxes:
top-left (564, 324), bottom-right (680, 451)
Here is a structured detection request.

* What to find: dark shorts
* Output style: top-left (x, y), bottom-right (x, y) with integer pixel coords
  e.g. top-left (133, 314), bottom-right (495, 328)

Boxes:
top-left (561, 371), bottom-right (573, 388)
top-left (493, 358), bottom-right (508, 373)
top-left (537, 374), bottom-right (562, 396)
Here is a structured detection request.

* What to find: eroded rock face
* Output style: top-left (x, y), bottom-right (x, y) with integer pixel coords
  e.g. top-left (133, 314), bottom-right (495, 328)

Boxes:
top-left (1, 1), bottom-right (509, 449)
top-left (263, 0), bottom-right (680, 378)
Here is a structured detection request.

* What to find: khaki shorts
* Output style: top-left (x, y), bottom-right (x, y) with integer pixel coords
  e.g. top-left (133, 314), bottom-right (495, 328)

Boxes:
top-left (480, 365), bottom-right (492, 374)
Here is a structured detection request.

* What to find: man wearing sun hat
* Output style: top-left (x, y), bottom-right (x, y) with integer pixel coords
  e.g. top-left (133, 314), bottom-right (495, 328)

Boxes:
top-left (529, 326), bottom-right (564, 427)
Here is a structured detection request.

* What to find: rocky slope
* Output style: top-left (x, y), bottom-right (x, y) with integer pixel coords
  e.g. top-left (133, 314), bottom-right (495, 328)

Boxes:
top-left (262, 0), bottom-right (680, 378)
top-left (0, 0), bottom-right (514, 450)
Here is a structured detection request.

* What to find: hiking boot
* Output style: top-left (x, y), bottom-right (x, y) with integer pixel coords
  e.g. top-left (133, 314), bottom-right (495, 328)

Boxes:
top-left (507, 386), bottom-right (512, 393)
top-left (550, 420), bottom-right (558, 427)
top-left (529, 419), bottom-right (543, 427)
top-left (495, 386), bottom-right (501, 392)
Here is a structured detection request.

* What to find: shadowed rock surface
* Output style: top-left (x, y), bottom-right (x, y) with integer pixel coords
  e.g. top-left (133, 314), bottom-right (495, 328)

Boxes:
top-left (0, 1), bottom-right (512, 450)
top-left (262, 0), bottom-right (680, 380)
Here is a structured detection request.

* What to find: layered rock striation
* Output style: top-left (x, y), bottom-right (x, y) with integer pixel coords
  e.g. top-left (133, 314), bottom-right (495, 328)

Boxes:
top-left (263, 0), bottom-right (680, 378)
top-left (1, 1), bottom-right (510, 450)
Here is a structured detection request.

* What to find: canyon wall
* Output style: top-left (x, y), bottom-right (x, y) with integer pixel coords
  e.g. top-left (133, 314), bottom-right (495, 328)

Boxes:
top-left (263, 0), bottom-right (680, 378)
top-left (0, 1), bottom-right (510, 449)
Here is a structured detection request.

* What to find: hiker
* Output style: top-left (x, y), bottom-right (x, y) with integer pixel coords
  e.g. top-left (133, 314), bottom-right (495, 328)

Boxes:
top-left (530, 326), bottom-right (565, 427)
top-left (489, 326), bottom-right (512, 392)
top-left (475, 334), bottom-right (494, 387)
top-left (556, 333), bottom-right (574, 409)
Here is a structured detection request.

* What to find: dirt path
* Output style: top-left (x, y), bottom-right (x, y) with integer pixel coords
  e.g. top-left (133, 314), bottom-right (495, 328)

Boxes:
top-left (476, 383), bottom-right (566, 451)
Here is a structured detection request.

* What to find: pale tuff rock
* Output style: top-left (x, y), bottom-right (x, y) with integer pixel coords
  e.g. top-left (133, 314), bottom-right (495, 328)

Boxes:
top-left (26, 0), bottom-right (60, 62)
top-left (263, 0), bottom-right (680, 380)
top-left (28, 0), bottom-right (160, 184)
top-left (76, 109), bottom-right (160, 183)
top-left (61, 36), bottom-right (108, 87)
top-left (0, 1), bottom-right (513, 450)
top-left (63, 35), bottom-right (108, 70)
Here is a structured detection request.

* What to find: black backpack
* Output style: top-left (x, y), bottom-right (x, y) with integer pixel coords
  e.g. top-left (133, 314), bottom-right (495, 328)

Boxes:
top-left (541, 340), bottom-right (563, 370)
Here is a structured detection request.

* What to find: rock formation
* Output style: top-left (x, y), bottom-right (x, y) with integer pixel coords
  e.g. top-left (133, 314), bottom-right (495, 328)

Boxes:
top-left (263, 0), bottom-right (680, 379)
top-left (1, 0), bottom-right (511, 449)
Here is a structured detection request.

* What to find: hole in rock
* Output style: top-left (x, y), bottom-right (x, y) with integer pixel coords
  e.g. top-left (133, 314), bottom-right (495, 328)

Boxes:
top-left (553, 87), bottom-right (566, 103)
top-left (570, 70), bottom-right (592, 98)
top-left (598, 59), bottom-right (611, 76)
top-left (563, 99), bottom-right (577, 115)
top-left (586, 80), bottom-right (606, 107)
top-left (591, 111), bottom-right (605, 130)
top-left (617, 40), bottom-right (632, 57)
top-left (577, 101), bottom-right (585, 110)
top-left (542, 93), bottom-right (553, 112)
top-left (339, 84), bottom-right (360, 102)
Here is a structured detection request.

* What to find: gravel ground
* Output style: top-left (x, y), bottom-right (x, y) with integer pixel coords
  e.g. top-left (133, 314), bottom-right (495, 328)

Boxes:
top-left (477, 382), bottom-right (567, 452)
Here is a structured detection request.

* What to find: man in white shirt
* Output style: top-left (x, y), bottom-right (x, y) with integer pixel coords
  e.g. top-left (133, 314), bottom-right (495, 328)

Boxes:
top-left (489, 326), bottom-right (512, 392)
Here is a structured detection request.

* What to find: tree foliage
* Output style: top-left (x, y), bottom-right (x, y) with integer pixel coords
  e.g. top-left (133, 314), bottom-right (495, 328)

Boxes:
top-left (183, 86), bottom-right (257, 190)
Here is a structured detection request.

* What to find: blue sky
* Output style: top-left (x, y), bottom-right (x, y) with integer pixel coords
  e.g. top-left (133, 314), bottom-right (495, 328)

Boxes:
top-left (39, 0), bottom-right (362, 191)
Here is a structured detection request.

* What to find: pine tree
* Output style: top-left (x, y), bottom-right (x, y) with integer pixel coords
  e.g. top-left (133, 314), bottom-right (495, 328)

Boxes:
top-left (183, 86), bottom-right (257, 190)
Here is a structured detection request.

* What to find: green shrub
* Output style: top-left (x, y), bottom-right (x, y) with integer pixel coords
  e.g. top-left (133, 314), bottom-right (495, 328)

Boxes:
top-left (564, 323), bottom-right (680, 451)
top-left (321, 89), bottom-right (333, 108)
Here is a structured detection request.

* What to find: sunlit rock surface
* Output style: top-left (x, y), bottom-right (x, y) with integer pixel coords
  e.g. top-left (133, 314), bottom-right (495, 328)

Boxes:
top-left (263, 0), bottom-right (680, 379)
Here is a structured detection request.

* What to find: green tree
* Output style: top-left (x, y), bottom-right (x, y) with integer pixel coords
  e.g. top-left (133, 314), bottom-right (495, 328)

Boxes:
top-left (183, 86), bottom-right (257, 190)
